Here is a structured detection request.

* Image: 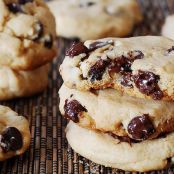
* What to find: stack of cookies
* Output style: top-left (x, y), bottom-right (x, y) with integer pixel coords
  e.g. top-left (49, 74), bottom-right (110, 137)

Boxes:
top-left (0, 0), bottom-right (57, 100)
top-left (59, 36), bottom-right (174, 172)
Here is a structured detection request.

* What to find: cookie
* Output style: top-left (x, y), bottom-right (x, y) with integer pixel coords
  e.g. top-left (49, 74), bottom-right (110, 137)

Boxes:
top-left (48, 0), bottom-right (142, 41)
top-left (59, 84), bottom-right (174, 141)
top-left (162, 15), bottom-right (174, 40)
top-left (0, 0), bottom-right (57, 70)
top-left (0, 65), bottom-right (49, 100)
top-left (60, 36), bottom-right (174, 101)
top-left (66, 121), bottom-right (174, 172)
top-left (0, 105), bottom-right (30, 161)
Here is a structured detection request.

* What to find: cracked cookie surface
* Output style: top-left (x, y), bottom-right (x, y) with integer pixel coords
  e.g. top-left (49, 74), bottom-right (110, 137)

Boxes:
top-left (60, 36), bottom-right (174, 101)
top-left (48, 0), bottom-right (142, 41)
top-left (0, 0), bottom-right (57, 70)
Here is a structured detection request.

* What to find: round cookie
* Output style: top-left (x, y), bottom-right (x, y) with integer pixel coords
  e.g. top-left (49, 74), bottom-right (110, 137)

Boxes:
top-left (162, 15), bottom-right (174, 40)
top-left (59, 84), bottom-right (174, 141)
top-left (0, 105), bottom-right (30, 161)
top-left (60, 36), bottom-right (174, 101)
top-left (66, 122), bottom-right (174, 172)
top-left (0, 0), bottom-right (57, 70)
top-left (0, 65), bottom-right (49, 100)
top-left (48, 0), bottom-right (142, 41)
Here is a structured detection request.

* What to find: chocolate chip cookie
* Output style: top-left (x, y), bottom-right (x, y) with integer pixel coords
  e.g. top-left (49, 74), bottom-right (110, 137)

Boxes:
top-left (60, 36), bottom-right (174, 100)
top-left (48, 0), bottom-right (142, 41)
top-left (59, 84), bottom-right (174, 141)
top-left (0, 0), bottom-right (57, 70)
top-left (0, 65), bottom-right (49, 100)
top-left (66, 121), bottom-right (174, 172)
top-left (0, 105), bottom-right (30, 160)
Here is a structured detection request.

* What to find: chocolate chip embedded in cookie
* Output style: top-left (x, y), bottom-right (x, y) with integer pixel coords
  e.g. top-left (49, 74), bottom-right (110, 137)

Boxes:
top-left (59, 84), bottom-right (174, 141)
top-left (66, 42), bottom-right (89, 57)
top-left (133, 71), bottom-right (163, 100)
top-left (48, 0), bottom-right (142, 41)
top-left (0, 127), bottom-right (23, 152)
top-left (88, 59), bottom-right (110, 81)
top-left (60, 36), bottom-right (174, 101)
top-left (0, 0), bottom-right (57, 70)
top-left (127, 114), bottom-right (155, 140)
top-left (64, 99), bottom-right (87, 123)
top-left (0, 105), bottom-right (30, 161)
top-left (6, 3), bottom-right (23, 13)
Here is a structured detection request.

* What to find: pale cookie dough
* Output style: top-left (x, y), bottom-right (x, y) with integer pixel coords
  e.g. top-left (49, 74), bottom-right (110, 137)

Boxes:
top-left (48, 0), bottom-right (142, 41)
top-left (0, 105), bottom-right (30, 161)
top-left (0, 65), bottom-right (49, 100)
top-left (60, 36), bottom-right (174, 101)
top-left (0, 0), bottom-right (57, 70)
top-left (59, 84), bottom-right (174, 141)
top-left (162, 15), bottom-right (174, 40)
top-left (66, 122), bottom-right (174, 172)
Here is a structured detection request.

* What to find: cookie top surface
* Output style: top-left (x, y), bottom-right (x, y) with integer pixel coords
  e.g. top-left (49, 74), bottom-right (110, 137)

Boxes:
top-left (162, 15), bottom-right (174, 40)
top-left (48, 0), bottom-right (142, 40)
top-left (0, 0), bottom-right (57, 70)
top-left (60, 36), bottom-right (174, 101)
top-left (66, 122), bottom-right (174, 172)
top-left (59, 84), bottom-right (174, 141)
top-left (0, 105), bottom-right (30, 160)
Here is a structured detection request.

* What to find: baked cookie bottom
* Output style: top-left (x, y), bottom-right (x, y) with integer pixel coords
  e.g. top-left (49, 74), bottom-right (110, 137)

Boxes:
top-left (66, 121), bottom-right (174, 172)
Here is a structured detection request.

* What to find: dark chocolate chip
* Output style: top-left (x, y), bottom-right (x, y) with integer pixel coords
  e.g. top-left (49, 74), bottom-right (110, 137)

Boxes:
top-left (167, 46), bottom-right (174, 54)
top-left (88, 59), bottom-right (110, 81)
top-left (18, 0), bottom-right (33, 4)
top-left (64, 99), bottom-right (87, 123)
top-left (133, 71), bottom-right (163, 100)
top-left (0, 127), bottom-right (23, 152)
top-left (88, 40), bottom-right (114, 51)
top-left (66, 42), bottom-right (89, 57)
top-left (108, 56), bottom-right (131, 74)
top-left (79, 2), bottom-right (95, 7)
top-left (121, 72), bottom-right (133, 88)
top-left (7, 3), bottom-right (23, 13)
top-left (86, 2), bottom-right (95, 6)
top-left (32, 22), bottom-right (43, 41)
top-left (128, 114), bottom-right (155, 140)
top-left (44, 34), bottom-right (53, 48)
top-left (127, 50), bottom-right (144, 60)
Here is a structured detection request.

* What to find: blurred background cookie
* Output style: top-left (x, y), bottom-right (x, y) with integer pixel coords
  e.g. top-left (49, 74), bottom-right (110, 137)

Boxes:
top-left (162, 15), bottom-right (174, 40)
top-left (0, 0), bottom-right (57, 70)
top-left (0, 65), bottom-right (49, 100)
top-left (48, 0), bottom-right (142, 41)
